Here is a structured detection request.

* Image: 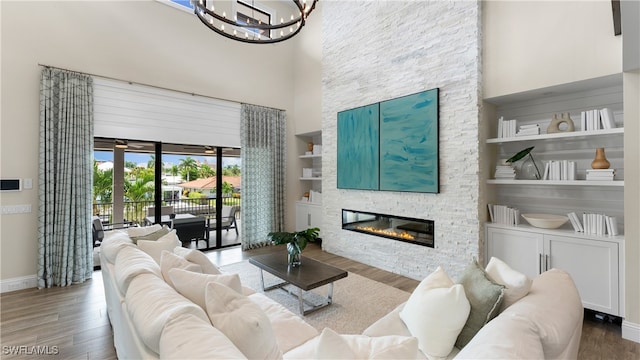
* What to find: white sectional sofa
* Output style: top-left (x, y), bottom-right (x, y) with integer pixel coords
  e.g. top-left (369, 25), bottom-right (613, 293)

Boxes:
top-left (99, 226), bottom-right (584, 360)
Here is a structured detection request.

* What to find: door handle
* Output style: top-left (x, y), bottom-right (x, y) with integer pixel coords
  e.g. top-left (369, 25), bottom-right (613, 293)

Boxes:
top-left (307, 213), bottom-right (311, 226)
top-left (539, 253), bottom-right (543, 274)
top-left (545, 254), bottom-right (550, 271)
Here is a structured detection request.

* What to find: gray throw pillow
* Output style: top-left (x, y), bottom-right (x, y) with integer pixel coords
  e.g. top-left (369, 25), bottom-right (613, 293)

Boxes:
top-left (131, 226), bottom-right (171, 244)
top-left (455, 259), bottom-right (505, 348)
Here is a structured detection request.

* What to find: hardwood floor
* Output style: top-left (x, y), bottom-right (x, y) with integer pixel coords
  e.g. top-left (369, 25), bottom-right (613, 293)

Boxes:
top-left (1, 243), bottom-right (637, 359)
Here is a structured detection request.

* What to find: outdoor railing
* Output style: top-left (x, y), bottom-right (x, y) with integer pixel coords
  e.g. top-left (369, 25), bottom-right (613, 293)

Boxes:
top-left (93, 196), bottom-right (241, 226)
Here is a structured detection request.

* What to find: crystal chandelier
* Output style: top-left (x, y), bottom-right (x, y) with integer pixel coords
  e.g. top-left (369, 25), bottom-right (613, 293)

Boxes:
top-left (192, 0), bottom-right (318, 44)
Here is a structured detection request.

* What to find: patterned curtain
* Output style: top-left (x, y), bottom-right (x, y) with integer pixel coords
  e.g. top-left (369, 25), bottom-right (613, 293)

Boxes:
top-left (240, 104), bottom-right (286, 250)
top-left (38, 68), bottom-right (94, 288)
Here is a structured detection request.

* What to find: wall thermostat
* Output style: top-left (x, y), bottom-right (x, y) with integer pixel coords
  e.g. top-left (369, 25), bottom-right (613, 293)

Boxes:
top-left (1, 179), bottom-right (22, 191)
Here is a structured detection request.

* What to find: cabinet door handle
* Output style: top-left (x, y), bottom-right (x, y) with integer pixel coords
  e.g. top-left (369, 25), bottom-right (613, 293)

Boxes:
top-left (545, 254), bottom-right (550, 271)
top-left (307, 213), bottom-right (311, 226)
top-left (539, 253), bottom-right (543, 274)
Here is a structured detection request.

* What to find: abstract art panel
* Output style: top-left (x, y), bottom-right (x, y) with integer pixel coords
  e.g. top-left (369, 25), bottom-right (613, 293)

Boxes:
top-left (337, 103), bottom-right (379, 190)
top-left (379, 89), bottom-right (439, 193)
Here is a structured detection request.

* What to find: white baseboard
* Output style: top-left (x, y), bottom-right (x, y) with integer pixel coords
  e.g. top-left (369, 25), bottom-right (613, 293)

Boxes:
top-left (622, 320), bottom-right (640, 343)
top-left (0, 274), bottom-right (38, 293)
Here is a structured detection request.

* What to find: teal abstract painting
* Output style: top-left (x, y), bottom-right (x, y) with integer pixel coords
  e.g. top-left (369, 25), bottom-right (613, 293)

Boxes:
top-left (337, 103), bottom-right (379, 190)
top-left (379, 89), bottom-right (439, 193)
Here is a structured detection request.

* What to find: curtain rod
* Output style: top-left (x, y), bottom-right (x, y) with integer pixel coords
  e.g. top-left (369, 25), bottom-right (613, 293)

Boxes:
top-left (37, 63), bottom-right (286, 111)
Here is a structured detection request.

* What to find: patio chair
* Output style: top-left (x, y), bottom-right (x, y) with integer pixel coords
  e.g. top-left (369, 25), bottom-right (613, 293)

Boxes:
top-left (211, 205), bottom-right (238, 235)
top-left (147, 205), bottom-right (175, 217)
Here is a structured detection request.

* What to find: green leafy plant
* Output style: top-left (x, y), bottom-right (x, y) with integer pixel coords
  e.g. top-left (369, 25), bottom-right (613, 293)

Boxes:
top-left (267, 227), bottom-right (320, 251)
top-left (506, 146), bottom-right (542, 180)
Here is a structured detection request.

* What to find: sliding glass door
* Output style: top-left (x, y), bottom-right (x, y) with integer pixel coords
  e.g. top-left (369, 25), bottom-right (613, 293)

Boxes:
top-left (93, 138), bottom-right (241, 250)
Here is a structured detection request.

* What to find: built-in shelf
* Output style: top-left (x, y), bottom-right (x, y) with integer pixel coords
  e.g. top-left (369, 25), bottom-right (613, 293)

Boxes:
top-left (299, 154), bottom-right (322, 159)
top-left (300, 177), bottom-right (323, 181)
top-left (487, 179), bottom-right (624, 186)
top-left (486, 127), bottom-right (624, 144)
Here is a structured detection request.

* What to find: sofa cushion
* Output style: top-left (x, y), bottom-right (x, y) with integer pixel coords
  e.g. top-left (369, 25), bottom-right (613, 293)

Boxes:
top-left (249, 292), bottom-right (319, 353)
top-left (453, 312), bottom-right (544, 359)
top-left (284, 329), bottom-right (422, 360)
top-left (363, 303), bottom-right (412, 338)
top-left (125, 273), bottom-right (210, 354)
top-left (100, 231), bottom-right (135, 264)
top-left (159, 313), bottom-right (246, 359)
top-left (399, 267), bottom-right (470, 359)
top-left (130, 225), bottom-right (170, 244)
top-left (170, 268), bottom-right (243, 309)
top-left (500, 269), bottom-right (583, 359)
top-left (205, 281), bottom-right (282, 360)
top-left (485, 257), bottom-right (532, 311)
top-left (455, 260), bottom-right (505, 348)
top-left (114, 245), bottom-right (162, 295)
top-left (173, 247), bottom-right (222, 274)
top-left (160, 251), bottom-right (202, 288)
top-left (138, 230), bottom-right (181, 264)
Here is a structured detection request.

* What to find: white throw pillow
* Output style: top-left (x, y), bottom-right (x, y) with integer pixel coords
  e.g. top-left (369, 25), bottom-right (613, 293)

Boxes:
top-left (314, 328), bottom-right (356, 360)
top-left (160, 313), bottom-right (246, 359)
top-left (399, 267), bottom-right (470, 360)
top-left (127, 224), bottom-right (161, 237)
top-left (160, 250), bottom-right (202, 288)
top-left (205, 281), bottom-right (282, 360)
top-left (138, 230), bottom-right (180, 264)
top-left (485, 257), bottom-right (532, 311)
top-left (173, 247), bottom-right (221, 274)
top-left (170, 268), bottom-right (242, 309)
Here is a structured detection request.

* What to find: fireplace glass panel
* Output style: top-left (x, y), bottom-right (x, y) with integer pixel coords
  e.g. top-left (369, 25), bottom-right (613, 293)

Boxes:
top-left (342, 209), bottom-right (434, 248)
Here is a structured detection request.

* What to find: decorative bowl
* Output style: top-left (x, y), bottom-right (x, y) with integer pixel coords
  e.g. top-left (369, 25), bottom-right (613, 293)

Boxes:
top-left (521, 213), bottom-right (569, 229)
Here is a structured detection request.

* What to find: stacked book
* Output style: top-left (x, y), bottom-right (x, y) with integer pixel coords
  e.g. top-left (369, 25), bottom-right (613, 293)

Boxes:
top-left (580, 108), bottom-right (616, 131)
top-left (488, 204), bottom-right (520, 226)
top-left (586, 169), bottom-right (615, 181)
top-left (494, 165), bottom-right (516, 180)
top-left (542, 160), bottom-right (577, 180)
top-left (497, 117), bottom-right (517, 138)
top-left (567, 211), bottom-right (618, 236)
top-left (516, 124), bottom-right (540, 136)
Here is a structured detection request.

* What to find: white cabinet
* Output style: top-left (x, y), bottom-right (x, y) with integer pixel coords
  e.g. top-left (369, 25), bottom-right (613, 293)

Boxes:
top-left (295, 202), bottom-right (322, 234)
top-left (486, 224), bottom-right (621, 316)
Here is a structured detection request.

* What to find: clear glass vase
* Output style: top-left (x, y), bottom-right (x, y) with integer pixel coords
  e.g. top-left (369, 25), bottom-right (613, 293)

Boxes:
top-left (519, 155), bottom-right (543, 180)
top-left (287, 242), bottom-right (301, 268)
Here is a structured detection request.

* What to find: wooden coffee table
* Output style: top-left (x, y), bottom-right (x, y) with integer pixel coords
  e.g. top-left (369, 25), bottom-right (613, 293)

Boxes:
top-left (249, 253), bottom-right (348, 315)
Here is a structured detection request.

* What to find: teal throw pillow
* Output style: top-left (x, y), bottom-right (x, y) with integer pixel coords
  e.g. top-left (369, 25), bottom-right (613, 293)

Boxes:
top-left (455, 259), bottom-right (505, 348)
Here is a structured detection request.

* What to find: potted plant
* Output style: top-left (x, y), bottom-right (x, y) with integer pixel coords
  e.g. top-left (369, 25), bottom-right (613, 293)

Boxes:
top-left (267, 227), bottom-right (320, 267)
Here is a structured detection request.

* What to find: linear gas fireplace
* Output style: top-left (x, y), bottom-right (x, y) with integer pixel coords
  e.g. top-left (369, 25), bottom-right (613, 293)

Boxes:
top-left (342, 209), bottom-right (434, 248)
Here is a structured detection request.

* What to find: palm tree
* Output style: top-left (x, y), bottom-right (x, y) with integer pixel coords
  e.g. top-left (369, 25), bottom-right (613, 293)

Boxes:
top-left (125, 173), bottom-right (155, 202)
top-left (93, 161), bottom-right (113, 204)
top-left (147, 155), bottom-right (155, 169)
top-left (200, 164), bottom-right (216, 178)
top-left (223, 164), bottom-right (241, 176)
top-left (179, 157), bottom-right (198, 182)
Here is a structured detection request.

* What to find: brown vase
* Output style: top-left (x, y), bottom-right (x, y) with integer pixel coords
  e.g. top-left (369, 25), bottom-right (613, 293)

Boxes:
top-left (591, 148), bottom-right (610, 169)
top-left (307, 142), bottom-right (314, 152)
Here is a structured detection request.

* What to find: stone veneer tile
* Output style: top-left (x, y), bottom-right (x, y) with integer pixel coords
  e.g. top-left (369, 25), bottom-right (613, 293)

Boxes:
top-left (321, 1), bottom-right (483, 280)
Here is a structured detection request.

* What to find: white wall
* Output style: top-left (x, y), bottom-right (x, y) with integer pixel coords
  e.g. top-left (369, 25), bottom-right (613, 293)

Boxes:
top-left (321, 0), bottom-right (482, 280)
top-left (483, 0), bottom-right (622, 98)
top-left (0, 0), bottom-right (297, 281)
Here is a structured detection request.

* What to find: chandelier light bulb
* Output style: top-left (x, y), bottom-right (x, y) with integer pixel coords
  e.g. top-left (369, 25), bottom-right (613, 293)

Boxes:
top-left (221, 24), bottom-right (224, 31)
top-left (222, 11), bottom-right (226, 18)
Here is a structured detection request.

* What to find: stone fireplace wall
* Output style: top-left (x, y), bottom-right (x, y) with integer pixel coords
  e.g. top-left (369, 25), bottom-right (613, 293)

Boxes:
top-left (321, 1), bottom-right (484, 280)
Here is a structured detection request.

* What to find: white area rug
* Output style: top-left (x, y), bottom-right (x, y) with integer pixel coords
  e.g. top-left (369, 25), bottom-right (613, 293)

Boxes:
top-left (221, 260), bottom-right (410, 334)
